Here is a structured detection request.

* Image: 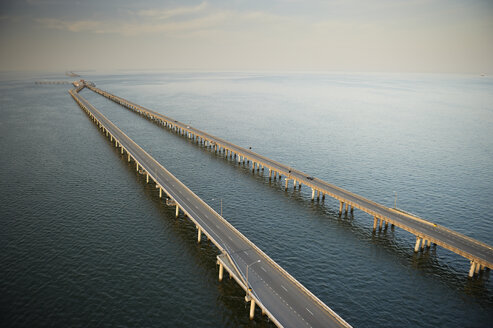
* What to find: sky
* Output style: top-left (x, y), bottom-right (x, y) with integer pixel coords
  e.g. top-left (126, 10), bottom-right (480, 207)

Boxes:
top-left (1, 0), bottom-right (492, 73)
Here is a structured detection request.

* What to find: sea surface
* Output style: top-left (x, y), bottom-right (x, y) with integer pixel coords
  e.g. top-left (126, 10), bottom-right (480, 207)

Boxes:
top-left (1, 71), bottom-right (492, 327)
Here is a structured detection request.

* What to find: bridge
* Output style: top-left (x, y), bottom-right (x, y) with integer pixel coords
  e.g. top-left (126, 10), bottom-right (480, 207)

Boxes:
top-left (70, 83), bottom-right (352, 328)
top-left (35, 80), bottom-right (71, 85)
top-left (84, 82), bottom-right (493, 278)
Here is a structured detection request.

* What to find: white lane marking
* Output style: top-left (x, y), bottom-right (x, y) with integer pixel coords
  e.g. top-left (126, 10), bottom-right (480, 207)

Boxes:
top-left (306, 308), bottom-right (313, 316)
top-left (261, 266), bottom-right (267, 272)
top-left (281, 285), bottom-right (287, 292)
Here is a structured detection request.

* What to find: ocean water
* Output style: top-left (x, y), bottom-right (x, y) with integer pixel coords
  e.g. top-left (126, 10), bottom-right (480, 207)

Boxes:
top-left (1, 71), bottom-right (492, 327)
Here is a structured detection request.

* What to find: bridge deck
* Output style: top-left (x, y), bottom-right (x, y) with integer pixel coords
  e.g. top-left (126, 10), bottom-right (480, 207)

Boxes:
top-left (70, 86), bottom-right (351, 328)
top-left (85, 84), bottom-right (493, 276)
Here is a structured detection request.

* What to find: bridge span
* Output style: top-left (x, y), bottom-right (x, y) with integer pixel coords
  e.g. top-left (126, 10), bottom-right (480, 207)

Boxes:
top-left (84, 82), bottom-right (493, 278)
top-left (70, 84), bottom-right (352, 328)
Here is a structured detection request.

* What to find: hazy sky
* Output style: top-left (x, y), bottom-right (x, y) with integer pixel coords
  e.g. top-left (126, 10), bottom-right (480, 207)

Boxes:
top-left (1, 0), bottom-right (492, 73)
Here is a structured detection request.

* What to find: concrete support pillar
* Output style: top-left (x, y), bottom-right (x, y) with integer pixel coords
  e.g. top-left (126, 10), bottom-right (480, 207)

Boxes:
top-left (475, 262), bottom-right (480, 274)
top-left (414, 237), bottom-right (422, 252)
top-left (252, 162), bottom-right (255, 173)
top-left (427, 240), bottom-right (431, 247)
top-left (197, 227), bottom-right (202, 243)
top-left (312, 188), bottom-right (315, 200)
top-left (128, 154), bottom-right (130, 162)
top-left (136, 163), bottom-right (139, 171)
top-left (121, 147), bottom-right (124, 154)
top-left (176, 205), bottom-right (179, 217)
top-left (469, 261), bottom-right (476, 277)
top-left (379, 219), bottom-right (383, 230)
top-left (159, 188), bottom-right (162, 198)
top-left (345, 203), bottom-right (349, 214)
top-left (373, 216), bottom-right (378, 231)
top-left (146, 173), bottom-right (149, 183)
top-left (350, 205), bottom-right (354, 213)
top-left (293, 180), bottom-right (297, 189)
top-left (219, 263), bottom-right (224, 281)
top-left (249, 298), bottom-right (256, 320)
top-left (269, 169), bottom-right (272, 180)
top-left (339, 201), bottom-right (344, 215)
top-left (385, 221), bottom-right (389, 229)
top-left (285, 178), bottom-right (289, 190)
top-left (421, 239), bottom-right (425, 250)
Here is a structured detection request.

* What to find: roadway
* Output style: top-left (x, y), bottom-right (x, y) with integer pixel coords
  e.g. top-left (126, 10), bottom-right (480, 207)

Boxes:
top-left (70, 86), bottom-right (351, 328)
top-left (85, 83), bottom-right (493, 274)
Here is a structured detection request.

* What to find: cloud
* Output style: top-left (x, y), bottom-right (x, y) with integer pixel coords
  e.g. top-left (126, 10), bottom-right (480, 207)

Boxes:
top-left (27, 0), bottom-right (67, 5)
top-left (138, 2), bottom-right (208, 20)
top-left (36, 18), bottom-right (103, 33)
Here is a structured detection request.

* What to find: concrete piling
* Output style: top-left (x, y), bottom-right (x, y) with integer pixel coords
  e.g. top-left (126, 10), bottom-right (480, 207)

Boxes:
top-left (249, 298), bottom-right (256, 320)
top-left (414, 237), bottom-right (422, 252)
top-left (469, 261), bottom-right (476, 277)
top-left (219, 263), bottom-right (224, 281)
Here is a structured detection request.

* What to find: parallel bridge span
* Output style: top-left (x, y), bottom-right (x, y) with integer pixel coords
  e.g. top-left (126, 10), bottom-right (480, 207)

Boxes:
top-left (70, 84), bottom-right (352, 328)
top-left (85, 82), bottom-right (493, 278)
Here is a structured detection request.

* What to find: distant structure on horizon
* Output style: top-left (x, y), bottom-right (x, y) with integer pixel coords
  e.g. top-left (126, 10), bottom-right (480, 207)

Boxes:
top-left (65, 71), bottom-right (80, 77)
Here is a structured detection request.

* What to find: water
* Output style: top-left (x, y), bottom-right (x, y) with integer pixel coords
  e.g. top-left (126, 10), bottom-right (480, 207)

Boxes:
top-left (1, 71), bottom-right (492, 327)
